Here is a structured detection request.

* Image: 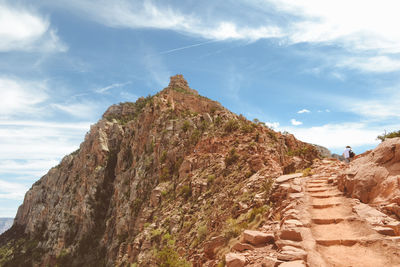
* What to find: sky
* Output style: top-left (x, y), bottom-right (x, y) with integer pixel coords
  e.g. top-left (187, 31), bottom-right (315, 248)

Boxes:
top-left (1, 0), bottom-right (400, 217)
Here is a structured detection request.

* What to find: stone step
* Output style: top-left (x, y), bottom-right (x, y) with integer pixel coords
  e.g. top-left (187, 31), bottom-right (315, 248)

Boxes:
top-left (311, 203), bottom-right (341, 209)
top-left (307, 184), bottom-right (328, 188)
top-left (312, 218), bottom-right (345, 224)
top-left (316, 239), bottom-right (358, 246)
top-left (309, 193), bottom-right (342, 198)
top-left (316, 238), bottom-right (382, 246)
top-left (307, 188), bottom-right (334, 193)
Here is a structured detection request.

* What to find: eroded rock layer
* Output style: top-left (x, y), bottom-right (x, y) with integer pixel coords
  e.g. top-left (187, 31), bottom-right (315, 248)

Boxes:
top-left (0, 75), bottom-right (320, 266)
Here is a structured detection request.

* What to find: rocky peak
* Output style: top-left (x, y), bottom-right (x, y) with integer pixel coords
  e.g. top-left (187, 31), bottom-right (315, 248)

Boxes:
top-left (0, 75), bottom-right (322, 267)
top-left (165, 74), bottom-right (199, 95)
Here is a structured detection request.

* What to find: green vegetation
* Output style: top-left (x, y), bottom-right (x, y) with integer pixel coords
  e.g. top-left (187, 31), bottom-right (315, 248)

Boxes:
top-left (267, 131), bottom-right (278, 142)
top-left (154, 233), bottom-right (191, 267)
top-left (224, 119), bottom-right (240, 133)
top-left (197, 224), bottom-right (208, 242)
top-left (223, 204), bottom-right (269, 240)
top-left (225, 148), bottom-right (240, 166)
top-left (262, 177), bottom-right (274, 199)
top-left (190, 129), bottom-right (201, 145)
top-left (105, 95), bottom-right (154, 124)
top-left (179, 185), bottom-right (192, 200)
top-left (287, 146), bottom-right (309, 156)
top-left (182, 121), bottom-right (190, 132)
top-left (302, 167), bottom-right (312, 177)
top-left (160, 150), bottom-right (167, 164)
top-left (171, 87), bottom-right (194, 95)
top-left (377, 130), bottom-right (400, 142)
top-left (207, 174), bottom-right (216, 184)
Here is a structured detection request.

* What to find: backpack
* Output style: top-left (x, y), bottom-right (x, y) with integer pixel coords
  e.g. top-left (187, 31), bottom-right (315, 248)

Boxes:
top-left (349, 150), bottom-right (355, 158)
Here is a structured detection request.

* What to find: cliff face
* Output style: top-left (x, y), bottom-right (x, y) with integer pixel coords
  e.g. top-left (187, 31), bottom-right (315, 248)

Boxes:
top-left (0, 75), bottom-right (320, 266)
top-left (338, 137), bottom-right (400, 219)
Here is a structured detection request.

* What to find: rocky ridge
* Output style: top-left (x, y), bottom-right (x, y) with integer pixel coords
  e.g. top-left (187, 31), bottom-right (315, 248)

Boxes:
top-left (0, 75), bottom-right (321, 266)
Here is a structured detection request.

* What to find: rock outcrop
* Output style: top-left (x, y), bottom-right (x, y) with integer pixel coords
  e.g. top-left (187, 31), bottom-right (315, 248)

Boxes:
top-left (338, 137), bottom-right (400, 219)
top-left (0, 75), bottom-right (321, 266)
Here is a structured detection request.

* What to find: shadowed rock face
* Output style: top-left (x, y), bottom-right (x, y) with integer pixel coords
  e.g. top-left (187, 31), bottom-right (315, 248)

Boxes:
top-left (0, 75), bottom-right (321, 266)
top-left (338, 137), bottom-right (400, 219)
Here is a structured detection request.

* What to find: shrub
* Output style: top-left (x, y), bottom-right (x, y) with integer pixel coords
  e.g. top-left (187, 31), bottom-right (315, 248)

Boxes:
top-left (302, 167), bottom-right (312, 177)
top-left (262, 178), bottom-right (274, 199)
top-left (223, 218), bottom-right (248, 239)
top-left (377, 130), bottom-right (400, 142)
top-left (197, 225), bottom-right (207, 242)
top-left (224, 119), bottom-right (240, 133)
top-left (225, 148), bottom-right (239, 166)
top-left (182, 121), bottom-right (190, 132)
top-left (180, 185), bottom-right (192, 200)
top-left (160, 151), bottom-right (167, 163)
top-left (190, 129), bottom-right (201, 145)
top-left (207, 174), bottom-right (215, 184)
top-left (214, 116), bottom-right (222, 126)
top-left (154, 234), bottom-right (191, 267)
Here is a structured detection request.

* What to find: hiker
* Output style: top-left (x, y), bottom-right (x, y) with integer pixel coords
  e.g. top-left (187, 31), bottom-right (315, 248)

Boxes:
top-left (343, 145), bottom-right (355, 163)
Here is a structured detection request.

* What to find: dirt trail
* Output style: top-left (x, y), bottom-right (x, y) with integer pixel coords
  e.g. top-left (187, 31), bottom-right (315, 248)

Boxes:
top-left (301, 160), bottom-right (400, 267)
top-left (224, 159), bottom-right (400, 267)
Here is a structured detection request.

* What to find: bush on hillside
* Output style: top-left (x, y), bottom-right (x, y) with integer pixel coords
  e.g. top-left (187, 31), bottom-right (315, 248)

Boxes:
top-left (377, 130), bottom-right (400, 142)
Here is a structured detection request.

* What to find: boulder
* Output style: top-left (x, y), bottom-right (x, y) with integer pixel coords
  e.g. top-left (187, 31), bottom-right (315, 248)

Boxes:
top-left (231, 242), bottom-right (254, 252)
top-left (276, 173), bottom-right (303, 183)
top-left (242, 230), bottom-right (274, 246)
top-left (338, 138), bottom-right (400, 219)
top-left (204, 236), bottom-right (226, 259)
top-left (225, 253), bottom-right (246, 267)
top-left (277, 246), bottom-right (307, 261)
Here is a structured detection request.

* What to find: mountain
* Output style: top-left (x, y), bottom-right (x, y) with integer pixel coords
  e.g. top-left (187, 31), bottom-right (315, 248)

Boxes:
top-left (0, 75), bottom-right (321, 266)
top-left (0, 219), bottom-right (13, 235)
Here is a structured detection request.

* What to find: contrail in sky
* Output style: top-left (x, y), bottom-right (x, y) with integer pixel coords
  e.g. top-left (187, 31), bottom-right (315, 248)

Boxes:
top-left (159, 40), bottom-right (218, 55)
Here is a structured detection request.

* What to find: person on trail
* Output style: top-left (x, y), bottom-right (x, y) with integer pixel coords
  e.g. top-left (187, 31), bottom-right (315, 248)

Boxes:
top-left (343, 145), bottom-right (354, 163)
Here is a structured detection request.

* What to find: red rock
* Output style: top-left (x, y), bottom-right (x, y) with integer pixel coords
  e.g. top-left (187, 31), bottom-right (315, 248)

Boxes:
top-left (373, 226), bottom-right (396, 236)
top-left (279, 260), bottom-right (306, 267)
top-left (278, 228), bottom-right (302, 242)
top-left (277, 246), bottom-right (307, 261)
top-left (337, 138), bottom-right (400, 218)
top-left (242, 230), bottom-right (274, 246)
top-left (231, 242), bottom-right (255, 252)
top-left (225, 253), bottom-right (246, 267)
top-left (204, 236), bottom-right (226, 259)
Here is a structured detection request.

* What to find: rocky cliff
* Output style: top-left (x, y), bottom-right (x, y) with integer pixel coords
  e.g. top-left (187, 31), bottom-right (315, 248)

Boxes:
top-left (0, 75), bottom-right (321, 266)
top-left (338, 137), bottom-right (400, 219)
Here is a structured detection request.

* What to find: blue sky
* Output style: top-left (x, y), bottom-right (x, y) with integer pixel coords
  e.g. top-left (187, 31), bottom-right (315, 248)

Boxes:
top-left (1, 0), bottom-right (400, 217)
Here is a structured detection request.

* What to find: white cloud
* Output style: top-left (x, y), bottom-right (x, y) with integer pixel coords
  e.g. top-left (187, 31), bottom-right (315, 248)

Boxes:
top-left (0, 159), bottom-right (59, 177)
top-left (338, 56), bottom-right (400, 73)
top-left (51, 102), bottom-right (99, 119)
top-left (57, 0), bottom-right (282, 41)
top-left (96, 82), bottom-right (130, 93)
top-left (0, 179), bottom-right (30, 200)
top-left (265, 121), bottom-right (280, 129)
top-left (297, 109), bottom-right (310, 114)
top-left (290, 119), bottom-right (303, 126)
top-left (0, 77), bottom-right (48, 119)
top-left (0, 2), bottom-right (66, 52)
top-left (267, 0), bottom-right (400, 52)
top-left (282, 122), bottom-right (382, 150)
top-left (0, 120), bottom-right (90, 160)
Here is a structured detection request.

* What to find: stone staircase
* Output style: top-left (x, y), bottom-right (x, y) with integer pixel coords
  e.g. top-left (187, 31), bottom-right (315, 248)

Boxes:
top-left (224, 159), bottom-right (400, 267)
